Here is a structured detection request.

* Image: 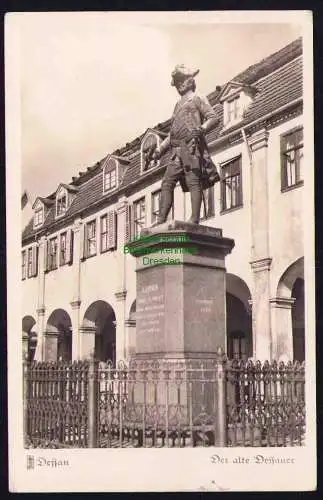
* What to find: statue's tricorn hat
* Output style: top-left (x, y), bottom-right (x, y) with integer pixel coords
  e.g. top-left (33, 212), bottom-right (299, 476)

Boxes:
top-left (171, 65), bottom-right (200, 86)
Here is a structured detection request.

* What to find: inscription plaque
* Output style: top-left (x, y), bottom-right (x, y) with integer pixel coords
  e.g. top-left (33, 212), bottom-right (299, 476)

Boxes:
top-left (136, 267), bottom-right (165, 353)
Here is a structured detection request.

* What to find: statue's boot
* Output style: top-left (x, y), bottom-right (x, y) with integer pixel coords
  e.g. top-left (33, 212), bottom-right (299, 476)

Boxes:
top-left (156, 187), bottom-right (173, 224)
top-left (188, 187), bottom-right (202, 224)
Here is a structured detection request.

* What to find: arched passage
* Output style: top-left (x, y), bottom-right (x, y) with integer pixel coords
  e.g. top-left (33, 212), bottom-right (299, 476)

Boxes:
top-left (292, 278), bottom-right (305, 362)
top-left (83, 301), bottom-right (116, 363)
top-left (22, 315), bottom-right (37, 361)
top-left (46, 309), bottom-right (72, 362)
top-left (226, 274), bottom-right (252, 359)
top-left (276, 258), bottom-right (304, 361)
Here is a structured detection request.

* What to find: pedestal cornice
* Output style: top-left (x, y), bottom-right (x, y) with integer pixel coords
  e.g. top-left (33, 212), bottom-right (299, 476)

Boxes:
top-left (127, 220), bottom-right (234, 259)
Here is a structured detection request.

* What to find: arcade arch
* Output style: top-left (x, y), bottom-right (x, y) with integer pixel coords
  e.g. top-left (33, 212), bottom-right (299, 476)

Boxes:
top-left (22, 315), bottom-right (37, 361)
top-left (46, 309), bottom-right (72, 361)
top-left (276, 258), bottom-right (304, 361)
top-left (82, 300), bottom-right (116, 363)
top-left (226, 274), bottom-right (252, 359)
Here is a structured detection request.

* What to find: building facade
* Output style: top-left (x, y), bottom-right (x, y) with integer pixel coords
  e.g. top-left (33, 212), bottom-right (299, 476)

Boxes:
top-left (22, 38), bottom-right (305, 364)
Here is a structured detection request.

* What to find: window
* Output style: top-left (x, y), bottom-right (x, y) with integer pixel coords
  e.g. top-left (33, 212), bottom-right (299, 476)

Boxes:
top-left (60, 232), bottom-right (67, 266)
top-left (103, 157), bottom-right (119, 193)
top-left (34, 207), bottom-right (43, 227)
top-left (228, 332), bottom-right (247, 360)
top-left (142, 134), bottom-right (159, 172)
top-left (151, 190), bottom-right (173, 225)
top-left (104, 168), bottom-right (117, 192)
top-left (133, 198), bottom-right (146, 238)
top-left (47, 237), bottom-right (58, 271)
top-left (100, 215), bottom-right (108, 252)
top-left (22, 251), bottom-right (26, 280)
top-left (86, 220), bottom-right (97, 257)
top-left (227, 96), bottom-right (240, 123)
top-left (221, 156), bottom-right (243, 211)
top-left (57, 192), bottom-right (67, 217)
top-left (281, 128), bottom-right (303, 190)
top-left (27, 248), bottom-right (33, 277)
top-left (100, 212), bottom-right (117, 252)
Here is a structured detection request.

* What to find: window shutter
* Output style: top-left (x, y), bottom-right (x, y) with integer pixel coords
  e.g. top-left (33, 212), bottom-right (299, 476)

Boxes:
top-left (125, 204), bottom-right (132, 243)
top-left (59, 235), bottom-right (64, 267)
top-left (66, 229), bottom-right (73, 264)
top-left (80, 223), bottom-right (86, 259)
top-left (31, 245), bottom-right (38, 277)
top-left (44, 239), bottom-right (49, 272)
top-left (280, 134), bottom-right (287, 189)
top-left (54, 239), bottom-right (58, 269)
top-left (107, 210), bottom-right (117, 250)
top-left (220, 168), bottom-right (225, 211)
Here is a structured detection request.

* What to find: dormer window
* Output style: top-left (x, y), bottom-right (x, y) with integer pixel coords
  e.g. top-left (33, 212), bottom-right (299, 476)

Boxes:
top-left (219, 81), bottom-right (257, 128)
top-left (34, 207), bottom-right (44, 227)
top-left (55, 184), bottom-right (78, 219)
top-left (32, 197), bottom-right (50, 229)
top-left (140, 130), bottom-right (166, 174)
top-left (56, 189), bottom-right (67, 217)
top-left (104, 163), bottom-right (117, 191)
top-left (103, 157), bottom-right (118, 193)
top-left (227, 96), bottom-right (240, 123)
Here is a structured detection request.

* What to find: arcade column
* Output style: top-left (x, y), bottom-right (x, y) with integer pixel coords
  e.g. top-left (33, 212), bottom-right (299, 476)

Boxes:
top-left (249, 129), bottom-right (273, 361)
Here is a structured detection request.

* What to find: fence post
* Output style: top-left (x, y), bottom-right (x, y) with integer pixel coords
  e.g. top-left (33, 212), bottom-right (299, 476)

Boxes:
top-left (215, 346), bottom-right (227, 447)
top-left (23, 355), bottom-right (29, 446)
top-left (87, 351), bottom-right (98, 448)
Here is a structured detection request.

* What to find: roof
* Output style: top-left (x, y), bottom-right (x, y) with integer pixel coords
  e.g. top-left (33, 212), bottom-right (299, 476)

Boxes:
top-left (22, 38), bottom-right (303, 243)
top-left (32, 197), bottom-right (54, 209)
top-left (58, 183), bottom-right (79, 193)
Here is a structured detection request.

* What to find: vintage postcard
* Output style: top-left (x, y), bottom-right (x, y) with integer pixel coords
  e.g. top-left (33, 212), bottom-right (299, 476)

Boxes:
top-left (6, 10), bottom-right (316, 492)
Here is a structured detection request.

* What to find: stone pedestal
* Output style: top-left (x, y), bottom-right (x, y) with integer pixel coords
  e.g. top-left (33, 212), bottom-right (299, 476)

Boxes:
top-left (126, 220), bottom-right (234, 428)
top-left (128, 221), bottom-right (234, 360)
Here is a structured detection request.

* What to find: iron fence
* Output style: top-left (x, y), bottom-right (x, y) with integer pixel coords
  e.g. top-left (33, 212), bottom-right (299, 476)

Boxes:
top-left (24, 352), bottom-right (305, 448)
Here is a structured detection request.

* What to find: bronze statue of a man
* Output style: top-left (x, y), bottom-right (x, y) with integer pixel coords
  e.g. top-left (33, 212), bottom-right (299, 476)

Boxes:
top-left (154, 64), bottom-right (219, 225)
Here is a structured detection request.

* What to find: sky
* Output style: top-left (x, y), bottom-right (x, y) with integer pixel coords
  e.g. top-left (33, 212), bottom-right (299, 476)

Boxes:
top-left (16, 13), bottom-right (302, 202)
